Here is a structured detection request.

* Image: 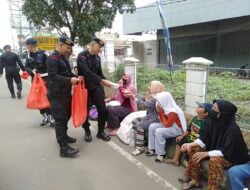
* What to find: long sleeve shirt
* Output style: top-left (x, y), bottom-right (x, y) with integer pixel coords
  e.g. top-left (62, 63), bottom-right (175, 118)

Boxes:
top-left (77, 50), bottom-right (105, 91)
top-left (158, 110), bottom-right (182, 129)
top-left (25, 50), bottom-right (48, 76)
top-left (46, 50), bottom-right (75, 97)
top-left (0, 52), bottom-right (25, 74)
top-left (195, 139), bottom-right (224, 157)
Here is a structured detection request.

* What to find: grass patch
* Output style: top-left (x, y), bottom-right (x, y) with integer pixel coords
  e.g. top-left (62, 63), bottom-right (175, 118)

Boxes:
top-left (105, 65), bottom-right (250, 128)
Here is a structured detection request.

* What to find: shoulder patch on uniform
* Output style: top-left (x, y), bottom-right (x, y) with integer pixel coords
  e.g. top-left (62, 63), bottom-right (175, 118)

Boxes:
top-left (80, 55), bottom-right (86, 60)
top-left (50, 55), bottom-right (60, 61)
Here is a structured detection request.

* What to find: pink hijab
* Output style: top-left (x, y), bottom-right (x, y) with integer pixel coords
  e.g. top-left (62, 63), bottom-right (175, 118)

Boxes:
top-left (115, 74), bottom-right (137, 112)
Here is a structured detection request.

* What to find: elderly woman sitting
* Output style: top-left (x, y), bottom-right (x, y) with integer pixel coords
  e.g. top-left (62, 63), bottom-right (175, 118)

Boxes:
top-left (131, 80), bottom-right (165, 156)
top-left (180, 100), bottom-right (249, 190)
top-left (106, 73), bottom-right (137, 136)
top-left (146, 92), bottom-right (187, 162)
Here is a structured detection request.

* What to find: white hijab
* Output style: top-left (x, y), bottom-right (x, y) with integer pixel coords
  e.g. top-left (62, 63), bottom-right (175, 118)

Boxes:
top-left (155, 92), bottom-right (187, 132)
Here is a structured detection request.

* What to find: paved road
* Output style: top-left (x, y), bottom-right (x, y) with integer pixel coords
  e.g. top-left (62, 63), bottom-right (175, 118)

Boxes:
top-left (0, 77), bottom-right (186, 190)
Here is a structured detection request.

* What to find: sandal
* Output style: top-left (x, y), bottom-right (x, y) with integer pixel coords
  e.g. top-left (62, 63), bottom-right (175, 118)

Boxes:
top-left (178, 175), bottom-right (190, 184)
top-left (182, 181), bottom-right (201, 190)
top-left (109, 129), bottom-right (118, 136)
top-left (145, 150), bottom-right (156, 156)
top-left (155, 155), bottom-right (165, 162)
top-left (132, 148), bottom-right (145, 156)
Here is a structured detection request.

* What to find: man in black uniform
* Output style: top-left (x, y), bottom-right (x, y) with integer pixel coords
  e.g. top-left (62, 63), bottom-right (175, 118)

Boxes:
top-left (0, 45), bottom-right (25, 99)
top-left (46, 36), bottom-right (80, 157)
top-left (77, 37), bottom-right (116, 142)
top-left (25, 38), bottom-right (55, 126)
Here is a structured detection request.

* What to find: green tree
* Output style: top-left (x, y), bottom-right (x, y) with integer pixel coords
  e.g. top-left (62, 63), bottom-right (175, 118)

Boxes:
top-left (22, 0), bottom-right (135, 45)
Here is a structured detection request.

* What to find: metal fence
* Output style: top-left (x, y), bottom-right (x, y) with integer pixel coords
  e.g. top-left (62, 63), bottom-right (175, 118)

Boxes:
top-left (153, 64), bottom-right (250, 129)
top-left (155, 64), bottom-right (250, 79)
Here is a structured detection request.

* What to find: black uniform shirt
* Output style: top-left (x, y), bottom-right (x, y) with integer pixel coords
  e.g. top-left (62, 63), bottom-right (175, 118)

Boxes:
top-left (77, 50), bottom-right (106, 90)
top-left (46, 50), bottom-right (75, 97)
top-left (0, 52), bottom-right (25, 74)
top-left (25, 50), bottom-right (48, 75)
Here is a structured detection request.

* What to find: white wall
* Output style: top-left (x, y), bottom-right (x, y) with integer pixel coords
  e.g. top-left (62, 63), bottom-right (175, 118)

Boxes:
top-left (143, 40), bottom-right (158, 68)
top-left (104, 39), bottom-right (115, 72)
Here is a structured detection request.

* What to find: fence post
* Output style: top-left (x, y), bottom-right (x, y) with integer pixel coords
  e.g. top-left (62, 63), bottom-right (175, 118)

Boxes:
top-left (182, 57), bottom-right (214, 115)
top-left (123, 57), bottom-right (139, 89)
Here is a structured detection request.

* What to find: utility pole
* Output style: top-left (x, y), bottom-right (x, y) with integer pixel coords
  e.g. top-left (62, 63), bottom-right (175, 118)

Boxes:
top-left (8, 0), bottom-right (34, 54)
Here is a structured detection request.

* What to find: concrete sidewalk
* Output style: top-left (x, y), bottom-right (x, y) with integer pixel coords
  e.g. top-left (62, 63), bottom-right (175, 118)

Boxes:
top-left (0, 77), bottom-right (187, 190)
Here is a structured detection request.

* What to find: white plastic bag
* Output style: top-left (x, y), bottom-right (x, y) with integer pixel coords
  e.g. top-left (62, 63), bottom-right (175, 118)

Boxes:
top-left (106, 100), bottom-right (121, 107)
top-left (116, 111), bottom-right (147, 144)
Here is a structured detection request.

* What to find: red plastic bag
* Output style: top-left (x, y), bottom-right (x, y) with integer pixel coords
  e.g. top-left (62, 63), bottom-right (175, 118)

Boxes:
top-left (26, 74), bottom-right (50, 109)
top-left (21, 71), bottom-right (29, 79)
top-left (71, 79), bottom-right (88, 128)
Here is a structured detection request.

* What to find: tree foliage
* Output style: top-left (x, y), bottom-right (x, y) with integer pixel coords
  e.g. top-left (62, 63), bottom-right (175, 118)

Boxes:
top-left (22, 0), bottom-right (135, 45)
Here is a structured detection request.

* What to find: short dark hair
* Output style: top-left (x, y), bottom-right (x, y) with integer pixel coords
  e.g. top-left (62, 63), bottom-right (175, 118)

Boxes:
top-left (3, 45), bottom-right (11, 50)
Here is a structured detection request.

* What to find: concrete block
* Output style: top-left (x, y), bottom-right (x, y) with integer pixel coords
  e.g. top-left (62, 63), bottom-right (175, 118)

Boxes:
top-left (186, 70), bottom-right (207, 83)
top-left (185, 95), bottom-right (205, 107)
top-left (185, 82), bottom-right (207, 97)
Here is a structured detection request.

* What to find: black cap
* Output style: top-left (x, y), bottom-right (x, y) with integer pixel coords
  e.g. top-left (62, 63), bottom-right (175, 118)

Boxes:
top-left (3, 45), bottom-right (11, 50)
top-left (25, 38), bottom-right (37, 45)
top-left (92, 37), bottom-right (104, 47)
top-left (59, 35), bottom-right (74, 46)
top-left (196, 101), bottom-right (212, 113)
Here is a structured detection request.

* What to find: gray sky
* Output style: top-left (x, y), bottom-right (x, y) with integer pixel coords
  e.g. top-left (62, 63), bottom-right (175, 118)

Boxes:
top-left (0, 0), bottom-right (14, 49)
top-left (0, 0), bottom-right (156, 49)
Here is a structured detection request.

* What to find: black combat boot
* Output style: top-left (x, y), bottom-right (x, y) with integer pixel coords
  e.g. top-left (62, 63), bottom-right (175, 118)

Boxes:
top-left (17, 91), bottom-right (22, 99)
top-left (65, 135), bottom-right (77, 143)
top-left (96, 131), bottom-right (111, 141)
top-left (84, 128), bottom-right (92, 142)
top-left (60, 144), bottom-right (79, 157)
top-left (11, 94), bottom-right (16, 99)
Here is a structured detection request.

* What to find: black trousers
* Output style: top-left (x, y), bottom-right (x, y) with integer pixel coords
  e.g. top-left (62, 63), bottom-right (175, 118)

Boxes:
top-left (82, 87), bottom-right (106, 133)
top-left (48, 95), bottom-right (71, 146)
top-left (107, 105), bottom-right (131, 129)
top-left (39, 76), bottom-right (51, 115)
top-left (5, 68), bottom-right (22, 95)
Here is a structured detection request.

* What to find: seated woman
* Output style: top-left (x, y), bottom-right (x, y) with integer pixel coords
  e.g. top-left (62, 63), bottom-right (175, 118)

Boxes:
top-left (146, 92), bottom-right (187, 162)
top-left (106, 74), bottom-right (137, 136)
top-left (180, 99), bottom-right (249, 190)
top-left (131, 81), bottom-right (165, 156)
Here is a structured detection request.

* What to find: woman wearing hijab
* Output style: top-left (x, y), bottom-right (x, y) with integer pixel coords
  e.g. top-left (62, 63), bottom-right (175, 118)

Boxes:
top-left (132, 81), bottom-right (165, 156)
top-left (180, 99), bottom-right (249, 190)
top-left (146, 92), bottom-right (187, 162)
top-left (106, 74), bottom-right (137, 136)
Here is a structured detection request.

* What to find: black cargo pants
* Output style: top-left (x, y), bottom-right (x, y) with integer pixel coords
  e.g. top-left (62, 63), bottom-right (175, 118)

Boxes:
top-left (48, 95), bottom-right (71, 146)
top-left (5, 68), bottom-right (22, 95)
top-left (82, 87), bottom-right (106, 133)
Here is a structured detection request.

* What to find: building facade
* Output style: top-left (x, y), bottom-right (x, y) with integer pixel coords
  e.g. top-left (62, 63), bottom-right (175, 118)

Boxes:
top-left (123, 0), bottom-right (250, 70)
